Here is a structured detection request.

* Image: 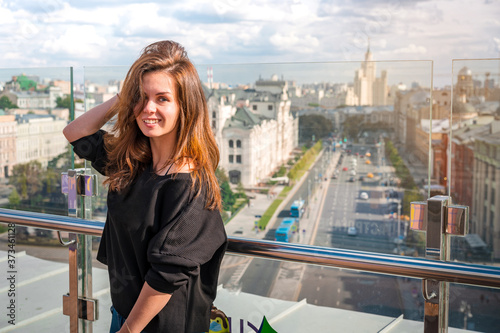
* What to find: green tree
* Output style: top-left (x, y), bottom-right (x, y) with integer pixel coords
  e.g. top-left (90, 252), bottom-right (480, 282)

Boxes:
top-left (9, 161), bottom-right (44, 200)
top-left (0, 96), bottom-right (18, 109)
top-left (299, 114), bottom-right (333, 143)
top-left (220, 181), bottom-right (236, 212)
top-left (342, 115), bottom-right (364, 141)
top-left (216, 167), bottom-right (236, 212)
top-left (56, 95), bottom-right (73, 108)
top-left (8, 188), bottom-right (20, 207)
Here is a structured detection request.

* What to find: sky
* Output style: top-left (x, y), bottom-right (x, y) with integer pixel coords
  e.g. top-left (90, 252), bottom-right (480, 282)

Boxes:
top-left (0, 0), bottom-right (499, 88)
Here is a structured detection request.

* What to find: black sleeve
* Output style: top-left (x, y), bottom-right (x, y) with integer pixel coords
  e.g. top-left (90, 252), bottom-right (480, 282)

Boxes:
top-left (145, 198), bottom-right (227, 294)
top-left (70, 130), bottom-right (108, 176)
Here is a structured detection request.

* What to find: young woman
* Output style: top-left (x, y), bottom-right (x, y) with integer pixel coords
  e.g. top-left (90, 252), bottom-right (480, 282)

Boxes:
top-left (63, 40), bottom-right (227, 333)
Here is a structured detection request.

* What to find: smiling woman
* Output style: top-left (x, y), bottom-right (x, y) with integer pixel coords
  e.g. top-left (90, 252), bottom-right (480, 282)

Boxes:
top-left (134, 71), bottom-right (181, 174)
top-left (62, 40), bottom-right (227, 333)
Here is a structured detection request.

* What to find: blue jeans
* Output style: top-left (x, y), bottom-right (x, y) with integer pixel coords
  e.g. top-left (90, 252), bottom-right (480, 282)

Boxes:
top-left (109, 306), bottom-right (127, 333)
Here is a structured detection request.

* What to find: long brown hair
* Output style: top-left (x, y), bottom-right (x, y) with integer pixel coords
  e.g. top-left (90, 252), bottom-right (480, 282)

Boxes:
top-left (104, 40), bottom-right (221, 210)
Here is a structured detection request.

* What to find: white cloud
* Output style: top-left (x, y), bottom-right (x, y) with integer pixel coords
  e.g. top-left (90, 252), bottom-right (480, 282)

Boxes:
top-left (0, 0), bottom-right (498, 81)
top-left (392, 44), bottom-right (427, 55)
top-left (41, 25), bottom-right (108, 58)
top-left (270, 32), bottom-right (319, 53)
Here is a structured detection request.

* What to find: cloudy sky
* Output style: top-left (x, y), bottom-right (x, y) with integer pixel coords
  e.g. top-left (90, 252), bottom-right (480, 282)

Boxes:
top-left (0, 0), bottom-right (499, 87)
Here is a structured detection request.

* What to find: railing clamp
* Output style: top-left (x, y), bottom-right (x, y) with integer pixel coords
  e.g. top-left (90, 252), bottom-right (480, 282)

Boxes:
top-left (61, 168), bottom-right (99, 332)
top-left (410, 195), bottom-right (469, 332)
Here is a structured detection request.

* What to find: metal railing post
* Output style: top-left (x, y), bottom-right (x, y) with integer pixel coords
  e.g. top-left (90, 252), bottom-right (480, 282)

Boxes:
top-left (61, 169), bottom-right (99, 333)
top-left (411, 195), bottom-right (469, 333)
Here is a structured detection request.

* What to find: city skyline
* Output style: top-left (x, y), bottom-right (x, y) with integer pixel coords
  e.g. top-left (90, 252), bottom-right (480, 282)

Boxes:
top-left (0, 0), bottom-right (499, 88)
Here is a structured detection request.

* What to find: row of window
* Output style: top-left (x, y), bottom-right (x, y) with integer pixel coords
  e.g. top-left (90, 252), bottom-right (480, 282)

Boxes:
top-left (229, 139), bottom-right (242, 148)
top-left (229, 155), bottom-right (241, 163)
top-left (252, 105), bottom-right (273, 111)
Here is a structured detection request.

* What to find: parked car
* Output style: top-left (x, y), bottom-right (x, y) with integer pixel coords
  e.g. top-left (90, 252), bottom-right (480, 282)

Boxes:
top-left (360, 192), bottom-right (369, 200)
top-left (348, 176), bottom-right (355, 182)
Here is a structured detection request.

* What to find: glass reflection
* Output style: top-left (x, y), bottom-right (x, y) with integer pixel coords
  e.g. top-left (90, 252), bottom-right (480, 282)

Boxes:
top-left (0, 67), bottom-right (73, 247)
top-left (450, 59), bottom-right (500, 265)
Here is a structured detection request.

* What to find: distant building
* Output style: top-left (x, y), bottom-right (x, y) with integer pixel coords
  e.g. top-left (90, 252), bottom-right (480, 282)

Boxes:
top-left (15, 114), bottom-right (67, 168)
top-left (0, 86), bottom-right (63, 109)
top-left (455, 67), bottom-right (474, 103)
top-left (0, 115), bottom-right (17, 178)
top-left (472, 117), bottom-right (500, 259)
top-left (207, 75), bottom-right (299, 187)
top-left (450, 124), bottom-right (490, 211)
top-left (353, 46), bottom-right (388, 106)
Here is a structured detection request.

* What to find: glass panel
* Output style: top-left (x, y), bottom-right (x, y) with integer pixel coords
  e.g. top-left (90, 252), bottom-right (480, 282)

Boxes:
top-left (200, 60), bottom-right (432, 259)
top-left (0, 67), bottom-right (73, 215)
top-left (83, 61), bottom-right (432, 258)
top-left (448, 283), bottom-right (500, 332)
top-left (216, 254), bottom-right (428, 331)
top-left (218, 255), bottom-right (500, 332)
top-left (0, 68), bottom-right (77, 329)
top-left (449, 59), bottom-right (500, 264)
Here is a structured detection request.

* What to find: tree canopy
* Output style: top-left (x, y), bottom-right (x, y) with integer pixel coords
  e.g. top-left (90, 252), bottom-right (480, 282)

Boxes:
top-left (299, 114), bottom-right (333, 143)
top-left (0, 96), bottom-right (18, 109)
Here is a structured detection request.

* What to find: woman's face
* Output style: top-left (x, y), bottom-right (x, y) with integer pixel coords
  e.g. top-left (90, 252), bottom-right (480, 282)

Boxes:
top-left (135, 71), bottom-right (180, 146)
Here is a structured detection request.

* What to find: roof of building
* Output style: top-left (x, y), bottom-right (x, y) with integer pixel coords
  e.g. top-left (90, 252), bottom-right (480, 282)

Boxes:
top-left (452, 124), bottom-right (491, 145)
top-left (15, 113), bottom-right (57, 123)
top-left (224, 107), bottom-right (263, 130)
top-left (458, 66), bottom-right (472, 76)
top-left (475, 130), bottom-right (500, 146)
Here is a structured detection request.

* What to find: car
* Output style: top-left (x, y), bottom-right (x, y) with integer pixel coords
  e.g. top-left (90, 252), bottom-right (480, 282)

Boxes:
top-left (342, 167), bottom-right (348, 171)
top-left (350, 170), bottom-right (356, 176)
top-left (359, 176), bottom-right (364, 181)
top-left (347, 227), bottom-right (358, 236)
top-left (366, 152), bottom-right (371, 157)
top-left (348, 176), bottom-right (355, 182)
top-left (365, 159), bottom-right (371, 164)
top-left (360, 192), bottom-right (369, 200)
top-left (367, 172), bottom-right (374, 178)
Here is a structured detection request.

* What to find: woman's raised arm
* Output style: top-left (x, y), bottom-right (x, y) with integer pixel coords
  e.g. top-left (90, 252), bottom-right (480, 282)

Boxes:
top-left (63, 94), bottom-right (119, 142)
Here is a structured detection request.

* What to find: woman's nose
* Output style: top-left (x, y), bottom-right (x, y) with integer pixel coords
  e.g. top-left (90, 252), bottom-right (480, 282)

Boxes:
top-left (143, 100), bottom-right (155, 113)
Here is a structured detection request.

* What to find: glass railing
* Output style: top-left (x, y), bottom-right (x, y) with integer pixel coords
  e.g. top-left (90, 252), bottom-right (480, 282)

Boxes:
top-left (449, 59), bottom-right (500, 265)
top-left (0, 58), bottom-right (499, 332)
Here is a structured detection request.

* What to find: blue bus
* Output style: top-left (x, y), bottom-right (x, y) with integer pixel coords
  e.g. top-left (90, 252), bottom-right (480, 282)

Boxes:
top-left (290, 200), bottom-right (305, 218)
top-left (275, 218), bottom-right (299, 242)
top-left (280, 218), bottom-right (299, 233)
top-left (275, 224), bottom-right (295, 242)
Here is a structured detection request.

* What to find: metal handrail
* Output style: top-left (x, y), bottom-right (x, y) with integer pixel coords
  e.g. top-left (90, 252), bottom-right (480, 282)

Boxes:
top-left (2, 208), bottom-right (500, 289)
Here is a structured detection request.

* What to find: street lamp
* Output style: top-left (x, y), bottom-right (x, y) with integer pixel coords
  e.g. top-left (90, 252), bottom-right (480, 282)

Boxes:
top-left (307, 179), bottom-right (311, 218)
top-left (397, 201), bottom-right (402, 239)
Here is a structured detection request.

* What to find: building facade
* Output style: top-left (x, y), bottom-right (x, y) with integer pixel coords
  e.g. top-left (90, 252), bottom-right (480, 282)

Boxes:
top-left (353, 46), bottom-right (388, 106)
top-left (15, 114), bottom-right (67, 168)
top-left (0, 114), bottom-right (17, 179)
top-left (207, 76), bottom-right (299, 187)
top-left (472, 119), bottom-right (500, 259)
